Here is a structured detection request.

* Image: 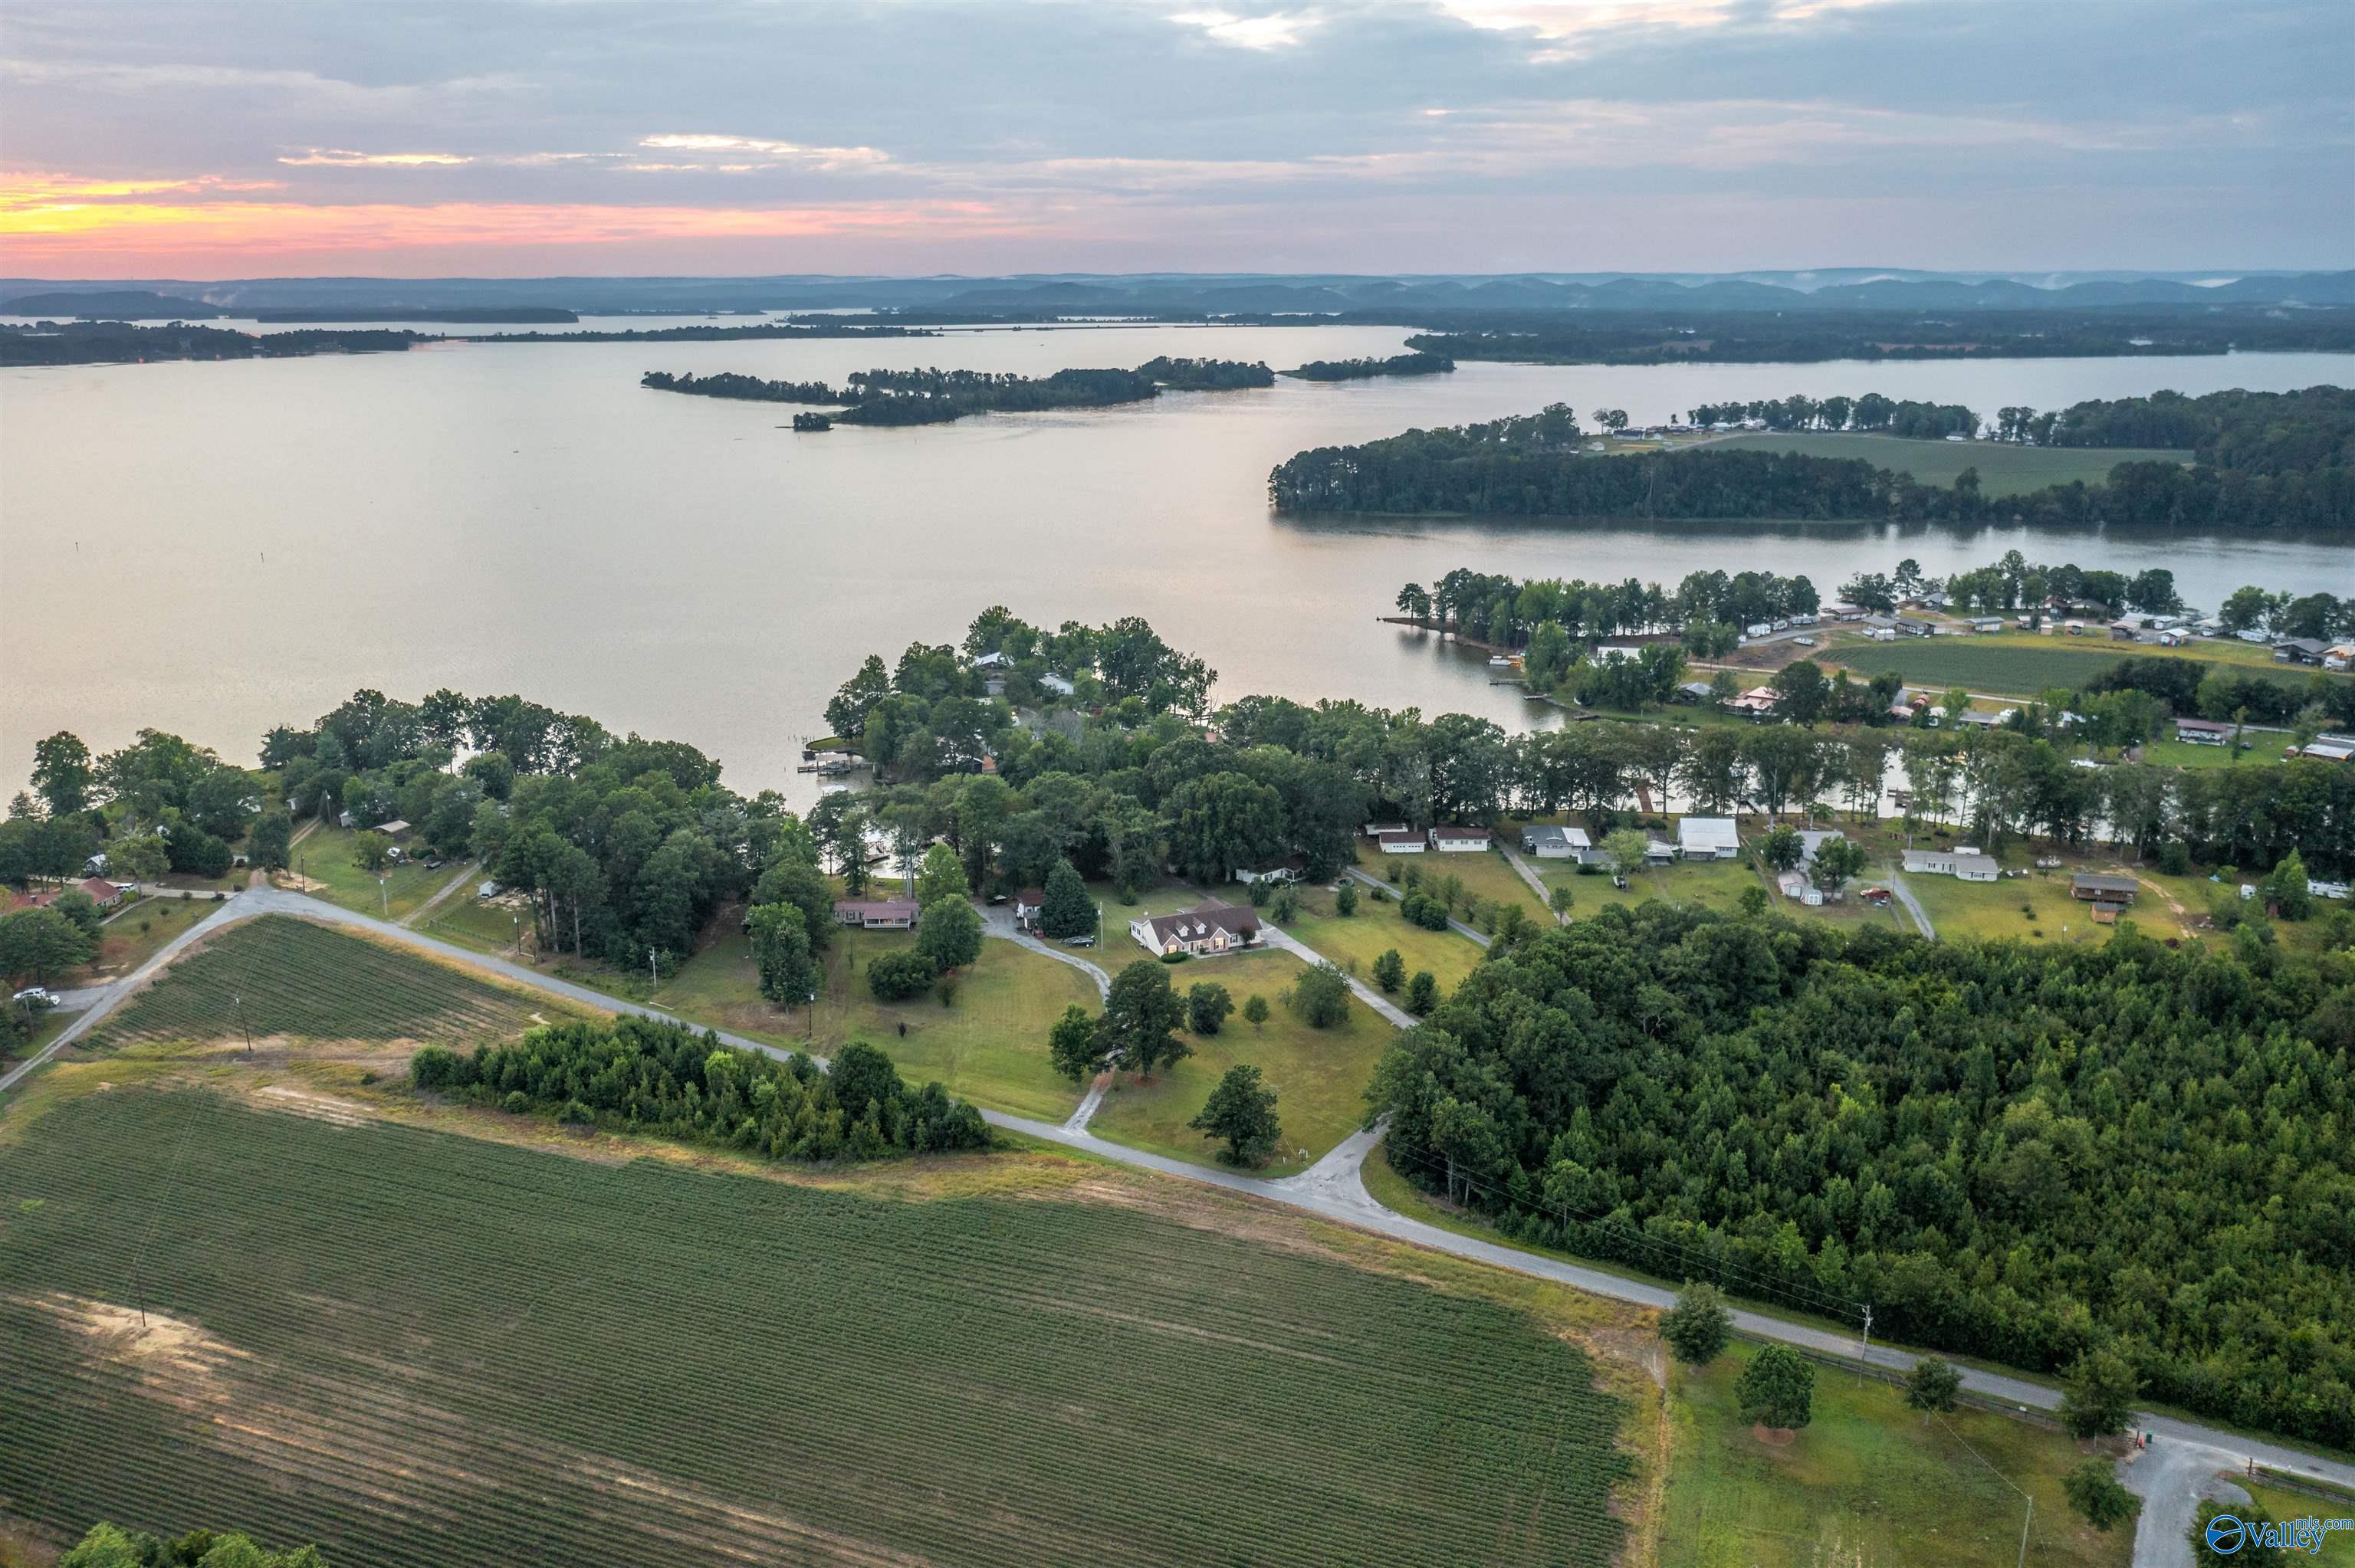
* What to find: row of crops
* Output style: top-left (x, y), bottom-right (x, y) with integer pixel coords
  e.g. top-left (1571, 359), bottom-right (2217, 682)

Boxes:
top-left (1, 1090), bottom-right (1634, 1567)
top-left (83, 916), bottom-right (560, 1052)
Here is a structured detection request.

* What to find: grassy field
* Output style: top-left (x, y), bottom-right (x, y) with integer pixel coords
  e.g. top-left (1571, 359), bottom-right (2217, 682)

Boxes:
top-left (1828, 638), bottom-right (2330, 699)
top-left (280, 825), bottom-right (456, 920)
top-left (1662, 1344), bottom-right (2130, 1568)
top-left (0, 1088), bottom-right (1640, 1568)
top-left (2237, 1480), bottom-right (2355, 1564)
top-left (646, 922), bottom-right (1096, 1124)
top-left (1283, 882), bottom-right (1487, 992)
top-left (1381, 845), bottom-right (1551, 923)
top-left (70, 896), bottom-right (225, 986)
top-left (415, 889), bottom-right (533, 953)
top-left (1708, 431), bottom-right (2189, 496)
top-left (80, 915), bottom-right (574, 1054)
top-left (1905, 868), bottom-right (2194, 946)
top-left (1089, 948), bottom-right (1392, 1176)
top-left (1529, 854), bottom-right (1765, 923)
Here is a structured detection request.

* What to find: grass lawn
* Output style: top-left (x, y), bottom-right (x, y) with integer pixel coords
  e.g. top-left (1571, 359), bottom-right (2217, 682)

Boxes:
top-left (2238, 1481), bottom-right (2355, 1564)
top-left (1089, 947), bottom-right (1391, 1176)
top-left (1708, 430), bottom-right (2188, 496)
top-left (71, 895), bottom-right (225, 984)
top-left (2138, 736), bottom-right (2278, 770)
top-left (1381, 845), bottom-right (1551, 923)
top-left (1828, 638), bottom-right (2332, 699)
top-left (1532, 855), bottom-right (1765, 923)
top-left (279, 825), bottom-right (453, 920)
top-left (1663, 1343), bottom-right (2130, 1568)
top-left (415, 891), bottom-right (534, 954)
top-left (1907, 867), bottom-right (2192, 946)
top-left (1283, 881), bottom-right (1487, 992)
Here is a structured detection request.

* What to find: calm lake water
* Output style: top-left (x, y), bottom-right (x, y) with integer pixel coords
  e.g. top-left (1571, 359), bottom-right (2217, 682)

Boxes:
top-left (3, 323), bottom-right (2347, 802)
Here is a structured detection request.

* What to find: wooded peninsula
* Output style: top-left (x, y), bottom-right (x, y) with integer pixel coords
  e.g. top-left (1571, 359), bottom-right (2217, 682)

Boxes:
top-left (1284, 351), bottom-right (1454, 381)
top-left (1268, 387), bottom-right (2355, 531)
top-left (641, 356), bottom-right (1273, 425)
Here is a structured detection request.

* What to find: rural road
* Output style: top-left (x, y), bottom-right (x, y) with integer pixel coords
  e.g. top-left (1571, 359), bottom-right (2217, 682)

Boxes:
top-left (2120, 1436), bottom-right (2251, 1568)
top-left (1887, 871), bottom-right (1937, 939)
top-left (978, 907), bottom-right (1109, 999)
top-left (399, 861), bottom-right (481, 928)
top-left (5, 884), bottom-right (2351, 1497)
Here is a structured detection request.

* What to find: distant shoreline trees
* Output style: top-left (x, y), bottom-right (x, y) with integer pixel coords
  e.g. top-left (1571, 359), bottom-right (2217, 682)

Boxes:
top-left (1284, 352), bottom-right (1453, 381)
top-left (640, 358), bottom-right (1273, 427)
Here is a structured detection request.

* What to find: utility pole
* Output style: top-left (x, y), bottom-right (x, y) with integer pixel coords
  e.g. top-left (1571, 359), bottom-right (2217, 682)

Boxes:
top-left (379, 875), bottom-right (388, 918)
top-left (1861, 1304), bottom-right (1873, 1377)
top-left (648, 946), bottom-right (659, 996)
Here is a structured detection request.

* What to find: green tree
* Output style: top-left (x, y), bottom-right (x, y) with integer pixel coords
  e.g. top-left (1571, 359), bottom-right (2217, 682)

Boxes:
top-left (1099, 959), bottom-right (1189, 1078)
top-left (1660, 1281), bottom-right (1731, 1365)
top-left (2192, 1498), bottom-right (2288, 1565)
top-left (1190, 1064), bottom-right (1281, 1166)
top-left (49, 888), bottom-right (101, 940)
top-left (746, 902), bottom-right (816, 1005)
top-left (1290, 963), bottom-right (1352, 1028)
top-left (918, 895), bottom-right (984, 973)
top-left (1372, 949), bottom-right (1406, 992)
top-left (2264, 850), bottom-right (2313, 920)
top-left (1333, 881), bottom-right (1358, 917)
top-left (248, 812), bottom-right (293, 873)
top-left (1048, 1002), bottom-right (1105, 1082)
top-left (752, 854), bottom-right (836, 954)
top-left (0, 908), bottom-right (98, 985)
top-left (1903, 1356), bottom-right (1962, 1413)
top-left (1162, 770), bottom-right (1286, 884)
top-left (1187, 980), bottom-right (1234, 1035)
top-left (31, 731), bottom-right (95, 817)
top-left (1242, 993), bottom-right (1269, 1029)
top-left (1733, 1344), bottom-right (1814, 1430)
top-left (915, 841), bottom-right (969, 907)
top-left (1759, 824), bottom-right (1804, 871)
top-left (1040, 858), bottom-right (1094, 939)
top-left (1738, 884), bottom-right (1769, 917)
top-left (2062, 1461), bottom-right (2140, 1533)
top-left (1604, 828), bottom-right (1650, 880)
top-left (1404, 969), bottom-right (1437, 1015)
top-left (2058, 1347), bottom-right (2139, 1439)
top-left (1548, 884), bottom-right (1575, 923)
top-left (1769, 659), bottom-right (1829, 725)
top-left (351, 830), bottom-right (392, 873)
top-left (1810, 836), bottom-right (1870, 897)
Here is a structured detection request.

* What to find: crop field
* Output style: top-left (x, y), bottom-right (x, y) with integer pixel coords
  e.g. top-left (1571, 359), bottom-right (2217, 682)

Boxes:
top-left (1707, 431), bottom-right (2189, 496)
top-left (1662, 1344), bottom-right (2129, 1567)
top-left (0, 1090), bottom-right (1636, 1568)
top-left (81, 915), bottom-right (567, 1054)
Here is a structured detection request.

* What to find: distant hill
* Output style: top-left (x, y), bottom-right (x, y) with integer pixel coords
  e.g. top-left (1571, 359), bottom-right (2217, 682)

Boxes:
top-left (1, 289), bottom-right (226, 320)
top-left (251, 306), bottom-right (580, 323)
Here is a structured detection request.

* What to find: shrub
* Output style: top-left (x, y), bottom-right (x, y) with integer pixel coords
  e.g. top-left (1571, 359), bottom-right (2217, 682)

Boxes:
top-left (501, 1090), bottom-right (530, 1114)
top-left (1372, 949), bottom-right (1405, 992)
top-left (1241, 994), bottom-right (1269, 1028)
top-left (865, 948), bottom-right (938, 1002)
top-left (2158, 838), bottom-right (2191, 875)
top-left (1334, 882), bottom-right (1358, 917)
top-left (1159, 950), bottom-right (1190, 965)
top-left (2062, 1461), bottom-right (2140, 1533)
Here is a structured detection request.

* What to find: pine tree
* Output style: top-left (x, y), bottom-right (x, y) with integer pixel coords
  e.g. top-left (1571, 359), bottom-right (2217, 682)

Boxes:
top-left (1040, 859), bottom-right (1094, 940)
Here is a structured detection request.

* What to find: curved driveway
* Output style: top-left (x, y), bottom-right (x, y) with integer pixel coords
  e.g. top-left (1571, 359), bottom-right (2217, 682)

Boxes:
top-left (5, 882), bottom-right (2348, 1493)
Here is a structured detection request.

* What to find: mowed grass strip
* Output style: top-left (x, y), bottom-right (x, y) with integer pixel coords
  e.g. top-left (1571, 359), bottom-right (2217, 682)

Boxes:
top-left (1089, 947), bottom-right (1394, 1175)
top-left (0, 1090), bottom-right (1634, 1568)
top-left (1284, 884), bottom-right (1486, 992)
top-left (1706, 431), bottom-right (2189, 496)
top-left (83, 915), bottom-right (570, 1052)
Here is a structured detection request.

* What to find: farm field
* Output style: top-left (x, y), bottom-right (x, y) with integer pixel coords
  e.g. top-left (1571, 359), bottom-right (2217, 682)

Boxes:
top-left (1828, 639), bottom-right (2328, 698)
top-left (80, 914), bottom-right (576, 1055)
top-left (1706, 430), bottom-right (2189, 495)
top-left (1089, 947), bottom-right (1393, 1176)
top-left (1661, 1343), bottom-right (2130, 1568)
top-left (0, 1089), bottom-right (1640, 1568)
top-left (278, 825), bottom-right (453, 920)
top-left (1283, 882), bottom-right (1486, 992)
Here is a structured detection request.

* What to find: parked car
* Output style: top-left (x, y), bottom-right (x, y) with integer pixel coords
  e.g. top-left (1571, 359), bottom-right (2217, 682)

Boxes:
top-left (1064, 935), bottom-right (1095, 947)
top-left (11, 986), bottom-right (56, 1009)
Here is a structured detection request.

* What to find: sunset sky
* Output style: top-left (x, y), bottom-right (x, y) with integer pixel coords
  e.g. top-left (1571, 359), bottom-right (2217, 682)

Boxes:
top-left (3, 0), bottom-right (2347, 278)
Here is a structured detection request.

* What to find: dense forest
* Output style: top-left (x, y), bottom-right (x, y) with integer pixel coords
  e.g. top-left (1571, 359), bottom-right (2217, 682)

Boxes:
top-left (640, 357), bottom-right (1270, 425)
top-left (1370, 904), bottom-right (2355, 1448)
top-left (472, 320), bottom-right (933, 343)
top-left (412, 1019), bottom-right (989, 1160)
top-left (0, 321), bottom-right (421, 366)
top-left (1269, 392), bottom-right (2355, 530)
top-left (1284, 352), bottom-right (1453, 381)
top-left (1686, 395), bottom-right (1979, 439)
top-left (1398, 307), bottom-right (2355, 365)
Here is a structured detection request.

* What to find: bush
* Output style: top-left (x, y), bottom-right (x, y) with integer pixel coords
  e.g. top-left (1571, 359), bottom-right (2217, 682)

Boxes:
top-left (2062, 1461), bottom-right (2140, 1533)
top-left (1241, 993), bottom-right (1269, 1028)
top-left (1399, 893), bottom-right (1450, 931)
top-left (935, 973), bottom-right (958, 1006)
top-left (501, 1090), bottom-right (530, 1114)
top-left (1372, 949), bottom-right (1405, 992)
top-left (865, 948), bottom-right (938, 1002)
top-left (1247, 877), bottom-right (1272, 907)
top-left (1334, 883), bottom-right (1358, 917)
top-left (1903, 1356), bottom-right (1962, 1412)
top-left (1159, 950), bottom-right (1190, 965)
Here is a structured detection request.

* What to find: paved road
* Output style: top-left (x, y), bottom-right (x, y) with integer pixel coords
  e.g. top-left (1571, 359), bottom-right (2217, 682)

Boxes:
top-left (1496, 844), bottom-right (1560, 916)
top-left (978, 907), bottom-right (1110, 999)
top-left (2120, 1438), bottom-right (2250, 1568)
top-left (7, 885), bottom-right (2350, 1492)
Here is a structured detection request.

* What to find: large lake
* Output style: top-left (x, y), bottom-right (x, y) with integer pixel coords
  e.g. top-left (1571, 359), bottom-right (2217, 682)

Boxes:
top-left (3, 322), bottom-right (2347, 801)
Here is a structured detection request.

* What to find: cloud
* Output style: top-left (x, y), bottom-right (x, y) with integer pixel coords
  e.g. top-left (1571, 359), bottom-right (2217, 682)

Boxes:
top-left (278, 149), bottom-right (475, 167)
top-left (1168, 8), bottom-right (1322, 49)
top-left (636, 134), bottom-right (892, 170)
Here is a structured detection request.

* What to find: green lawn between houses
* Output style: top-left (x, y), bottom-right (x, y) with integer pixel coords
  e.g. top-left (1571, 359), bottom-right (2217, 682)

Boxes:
top-left (280, 824), bottom-right (455, 920)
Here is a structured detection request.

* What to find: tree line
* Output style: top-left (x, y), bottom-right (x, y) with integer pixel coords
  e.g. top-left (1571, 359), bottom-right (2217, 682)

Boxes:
top-left (1684, 394), bottom-right (1978, 439)
top-left (1283, 352), bottom-right (1453, 381)
top-left (1368, 900), bottom-right (2355, 1448)
top-left (1270, 389), bottom-right (2354, 530)
top-left (58, 1520), bottom-right (328, 1567)
top-left (1392, 564), bottom-right (1821, 648)
top-left (639, 358), bottom-right (1272, 425)
top-left (0, 321), bottom-right (421, 367)
top-left (412, 1017), bottom-right (988, 1160)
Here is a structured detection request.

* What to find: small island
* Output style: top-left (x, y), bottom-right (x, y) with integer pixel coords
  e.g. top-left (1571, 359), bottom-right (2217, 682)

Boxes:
top-left (640, 356), bottom-right (1274, 428)
top-left (1283, 351), bottom-right (1454, 381)
top-left (791, 412), bottom-right (833, 432)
